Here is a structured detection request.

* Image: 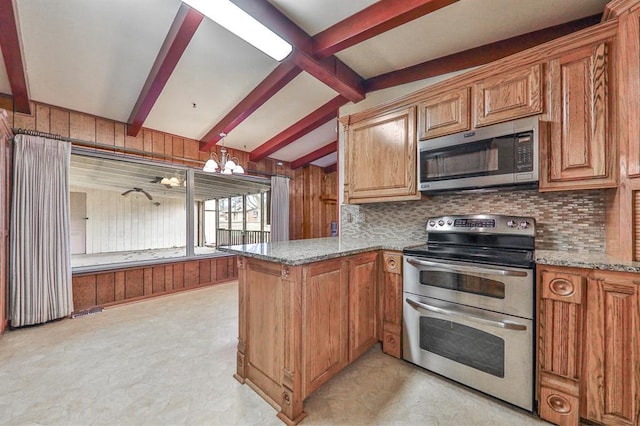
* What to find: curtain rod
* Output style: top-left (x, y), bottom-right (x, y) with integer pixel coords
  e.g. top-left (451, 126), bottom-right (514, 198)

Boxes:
top-left (12, 128), bottom-right (291, 179)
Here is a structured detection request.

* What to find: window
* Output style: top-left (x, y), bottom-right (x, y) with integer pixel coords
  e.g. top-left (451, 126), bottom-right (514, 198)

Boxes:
top-left (70, 153), bottom-right (187, 269)
top-left (70, 150), bottom-right (271, 271)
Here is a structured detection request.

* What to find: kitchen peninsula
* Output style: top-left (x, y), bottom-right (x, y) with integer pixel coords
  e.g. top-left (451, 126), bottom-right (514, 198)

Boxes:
top-left (219, 236), bottom-right (421, 425)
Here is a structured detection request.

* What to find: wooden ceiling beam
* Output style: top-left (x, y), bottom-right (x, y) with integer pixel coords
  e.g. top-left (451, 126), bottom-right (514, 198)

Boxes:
top-left (313, 0), bottom-right (459, 59)
top-left (249, 95), bottom-right (347, 162)
top-left (290, 140), bottom-right (337, 170)
top-left (323, 163), bottom-right (337, 174)
top-left (199, 61), bottom-right (301, 151)
top-left (0, 0), bottom-right (30, 114)
top-left (229, 0), bottom-right (365, 102)
top-left (365, 13), bottom-right (603, 92)
top-left (127, 4), bottom-right (203, 137)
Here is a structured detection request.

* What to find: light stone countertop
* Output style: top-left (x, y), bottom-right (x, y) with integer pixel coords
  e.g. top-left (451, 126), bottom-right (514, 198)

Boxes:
top-left (535, 250), bottom-right (640, 273)
top-left (218, 236), bottom-right (424, 266)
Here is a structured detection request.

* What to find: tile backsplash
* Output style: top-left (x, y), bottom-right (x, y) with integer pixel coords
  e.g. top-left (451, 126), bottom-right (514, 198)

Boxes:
top-left (341, 189), bottom-right (607, 252)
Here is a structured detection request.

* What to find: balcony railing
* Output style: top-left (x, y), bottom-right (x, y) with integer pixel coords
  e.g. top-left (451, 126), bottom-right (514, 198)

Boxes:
top-left (216, 229), bottom-right (271, 246)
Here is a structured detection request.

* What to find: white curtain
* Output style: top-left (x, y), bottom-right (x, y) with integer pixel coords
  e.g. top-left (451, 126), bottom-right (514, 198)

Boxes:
top-left (10, 134), bottom-right (73, 327)
top-left (270, 176), bottom-right (289, 242)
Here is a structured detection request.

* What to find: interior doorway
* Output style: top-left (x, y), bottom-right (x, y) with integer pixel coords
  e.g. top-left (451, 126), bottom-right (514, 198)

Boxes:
top-left (70, 192), bottom-right (87, 254)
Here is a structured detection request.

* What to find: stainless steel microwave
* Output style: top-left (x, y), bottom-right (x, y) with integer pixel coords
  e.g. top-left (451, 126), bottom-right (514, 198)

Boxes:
top-left (418, 116), bottom-right (539, 193)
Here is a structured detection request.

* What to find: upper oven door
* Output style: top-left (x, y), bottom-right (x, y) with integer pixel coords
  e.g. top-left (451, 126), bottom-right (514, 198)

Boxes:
top-left (403, 256), bottom-right (533, 319)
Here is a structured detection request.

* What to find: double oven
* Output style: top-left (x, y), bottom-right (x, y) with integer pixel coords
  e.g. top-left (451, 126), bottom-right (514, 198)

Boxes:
top-left (402, 214), bottom-right (535, 412)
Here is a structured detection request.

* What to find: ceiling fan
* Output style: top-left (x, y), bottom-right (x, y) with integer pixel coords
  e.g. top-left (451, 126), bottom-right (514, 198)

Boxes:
top-left (121, 187), bottom-right (153, 200)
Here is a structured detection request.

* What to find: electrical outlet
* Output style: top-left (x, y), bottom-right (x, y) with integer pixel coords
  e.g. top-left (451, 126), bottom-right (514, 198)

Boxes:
top-left (346, 213), bottom-right (353, 223)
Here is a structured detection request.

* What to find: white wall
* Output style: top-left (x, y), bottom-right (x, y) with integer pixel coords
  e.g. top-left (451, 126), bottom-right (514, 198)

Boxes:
top-left (71, 186), bottom-right (186, 254)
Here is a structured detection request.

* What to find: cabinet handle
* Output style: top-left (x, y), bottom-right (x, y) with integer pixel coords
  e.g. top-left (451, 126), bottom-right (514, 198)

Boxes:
top-left (406, 297), bottom-right (527, 331)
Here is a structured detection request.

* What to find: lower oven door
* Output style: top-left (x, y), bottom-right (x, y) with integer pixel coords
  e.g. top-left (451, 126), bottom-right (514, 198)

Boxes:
top-left (403, 293), bottom-right (533, 411)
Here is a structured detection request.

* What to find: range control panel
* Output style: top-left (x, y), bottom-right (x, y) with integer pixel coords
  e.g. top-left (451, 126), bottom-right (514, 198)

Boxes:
top-left (426, 214), bottom-right (536, 236)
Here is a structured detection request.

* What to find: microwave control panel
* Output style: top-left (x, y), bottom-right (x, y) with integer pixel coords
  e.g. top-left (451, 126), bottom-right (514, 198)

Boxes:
top-left (515, 134), bottom-right (534, 171)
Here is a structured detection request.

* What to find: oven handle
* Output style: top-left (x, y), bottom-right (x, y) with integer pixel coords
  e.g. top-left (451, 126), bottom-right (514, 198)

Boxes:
top-left (406, 257), bottom-right (528, 277)
top-left (406, 297), bottom-right (528, 331)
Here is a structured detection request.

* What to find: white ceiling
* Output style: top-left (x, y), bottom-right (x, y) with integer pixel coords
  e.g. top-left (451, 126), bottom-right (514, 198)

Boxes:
top-left (3, 0), bottom-right (611, 167)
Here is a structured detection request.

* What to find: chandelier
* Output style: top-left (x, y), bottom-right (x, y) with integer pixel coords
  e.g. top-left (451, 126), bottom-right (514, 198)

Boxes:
top-left (202, 133), bottom-right (245, 174)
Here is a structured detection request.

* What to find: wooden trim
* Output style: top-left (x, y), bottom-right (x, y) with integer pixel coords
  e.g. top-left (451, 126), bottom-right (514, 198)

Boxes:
top-left (0, 0), bottom-right (30, 114)
top-left (312, 0), bottom-right (458, 58)
top-left (127, 4), bottom-right (203, 137)
top-left (323, 163), bottom-right (337, 174)
top-left (346, 19), bottom-right (617, 124)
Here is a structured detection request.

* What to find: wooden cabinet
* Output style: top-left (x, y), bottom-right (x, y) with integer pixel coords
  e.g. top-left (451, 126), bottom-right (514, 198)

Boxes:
top-left (473, 63), bottom-right (543, 127)
top-left (0, 111), bottom-right (9, 334)
top-left (381, 251), bottom-right (403, 359)
top-left (418, 87), bottom-right (470, 140)
top-left (348, 252), bottom-right (378, 362)
top-left (537, 265), bottom-right (640, 426)
top-left (344, 106), bottom-right (420, 204)
top-left (236, 251), bottom-right (386, 424)
top-left (540, 42), bottom-right (617, 191)
top-left (583, 272), bottom-right (640, 425)
top-left (537, 268), bottom-right (585, 426)
top-left (302, 258), bottom-right (349, 396)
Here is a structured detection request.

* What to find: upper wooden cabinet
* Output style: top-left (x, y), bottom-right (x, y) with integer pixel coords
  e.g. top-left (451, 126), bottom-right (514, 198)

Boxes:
top-left (473, 64), bottom-right (543, 127)
top-left (418, 87), bottom-right (470, 140)
top-left (344, 106), bottom-right (420, 204)
top-left (540, 42), bottom-right (617, 191)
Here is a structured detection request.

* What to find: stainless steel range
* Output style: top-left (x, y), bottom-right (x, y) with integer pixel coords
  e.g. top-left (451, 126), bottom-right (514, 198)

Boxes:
top-left (402, 214), bottom-right (535, 412)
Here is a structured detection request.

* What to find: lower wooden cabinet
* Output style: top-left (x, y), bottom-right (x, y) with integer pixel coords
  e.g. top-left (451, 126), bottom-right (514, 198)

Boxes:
top-left (236, 250), bottom-right (397, 424)
top-left (348, 252), bottom-right (379, 362)
top-left (537, 265), bottom-right (640, 426)
top-left (381, 251), bottom-right (403, 359)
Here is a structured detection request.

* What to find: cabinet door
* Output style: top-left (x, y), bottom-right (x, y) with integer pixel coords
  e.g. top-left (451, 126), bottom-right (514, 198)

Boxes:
top-left (345, 106), bottom-right (420, 203)
top-left (348, 252), bottom-right (379, 362)
top-left (538, 267), bottom-right (586, 426)
top-left (301, 259), bottom-right (349, 397)
top-left (473, 64), bottom-right (543, 127)
top-left (381, 251), bottom-right (403, 358)
top-left (541, 42), bottom-right (617, 190)
top-left (418, 87), bottom-right (470, 140)
top-left (584, 273), bottom-right (639, 426)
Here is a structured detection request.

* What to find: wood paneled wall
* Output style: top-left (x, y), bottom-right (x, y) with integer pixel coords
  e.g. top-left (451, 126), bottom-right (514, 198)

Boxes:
top-left (73, 256), bottom-right (238, 311)
top-left (290, 165), bottom-right (338, 240)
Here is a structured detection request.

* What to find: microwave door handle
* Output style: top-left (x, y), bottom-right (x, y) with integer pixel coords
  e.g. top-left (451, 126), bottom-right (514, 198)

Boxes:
top-left (406, 257), bottom-right (528, 277)
top-left (405, 298), bottom-right (527, 331)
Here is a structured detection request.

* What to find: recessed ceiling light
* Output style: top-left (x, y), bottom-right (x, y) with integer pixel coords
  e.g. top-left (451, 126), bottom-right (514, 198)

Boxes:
top-left (183, 0), bottom-right (292, 61)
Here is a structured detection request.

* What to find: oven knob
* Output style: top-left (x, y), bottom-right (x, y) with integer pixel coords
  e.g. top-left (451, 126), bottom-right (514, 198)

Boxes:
top-left (520, 221), bottom-right (530, 229)
top-left (507, 220), bottom-right (517, 228)
top-left (447, 220), bottom-right (452, 225)
top-left (438, 220), bottom-right (445, 226)
top-left (429, 220), bottom-right (435, 227)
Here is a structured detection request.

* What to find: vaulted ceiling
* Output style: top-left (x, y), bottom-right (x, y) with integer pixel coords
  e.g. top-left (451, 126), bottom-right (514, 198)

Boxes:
top-left (0, 0), bottom-right (610, 170)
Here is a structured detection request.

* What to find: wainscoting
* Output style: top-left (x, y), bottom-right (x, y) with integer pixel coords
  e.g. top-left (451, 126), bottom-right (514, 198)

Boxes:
top-left (71, 255), bottom-right (237, 311)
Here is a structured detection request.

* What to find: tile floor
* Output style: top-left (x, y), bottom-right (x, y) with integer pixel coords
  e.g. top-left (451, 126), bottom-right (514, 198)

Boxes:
top-left (0, 282), bottom-right (548, 425)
